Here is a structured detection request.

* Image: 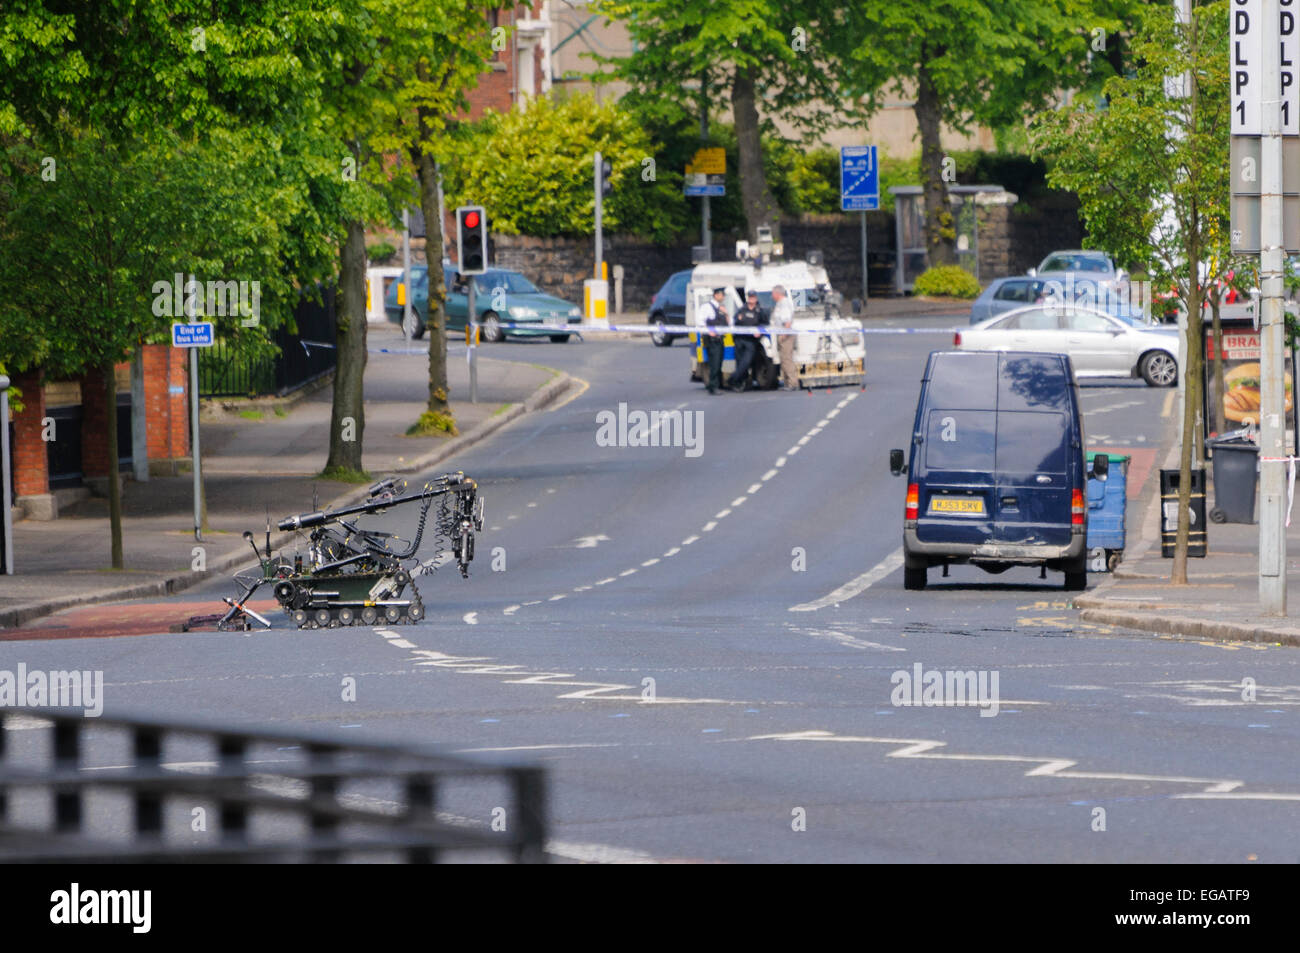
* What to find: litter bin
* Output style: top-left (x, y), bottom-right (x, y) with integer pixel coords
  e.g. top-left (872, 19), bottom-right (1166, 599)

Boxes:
top-left (1206, 436), bottom-right (1259, 524)
top-left (1086, 453), bottom-right (1129, 572)
top-left (1160, 468), bottom-right (1207, 557)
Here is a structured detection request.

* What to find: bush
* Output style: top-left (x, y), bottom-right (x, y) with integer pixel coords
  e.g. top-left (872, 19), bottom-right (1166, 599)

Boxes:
top-left (367, 241), bottom-right (396, 263)
top-left (914, 265), bottom-right (981, 299)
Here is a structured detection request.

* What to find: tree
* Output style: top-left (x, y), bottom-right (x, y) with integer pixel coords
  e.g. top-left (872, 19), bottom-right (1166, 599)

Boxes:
top-left (0, 0), bottom-right (351, 563)
top-left (440, 95), bottom-right (687, 241)
top-left (843, 0), bottom-right (1116, 266)
top-left (595, 0), bottom-right (860, 243)
top-left (1032, 0), bottom-right (1229, 583)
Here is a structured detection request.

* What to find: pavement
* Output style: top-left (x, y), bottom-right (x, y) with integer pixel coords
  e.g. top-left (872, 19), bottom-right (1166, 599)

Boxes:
top-left (1076, 449), bottom-right (1300, 647)
top-left (0, 323), bottom-right (578, 629)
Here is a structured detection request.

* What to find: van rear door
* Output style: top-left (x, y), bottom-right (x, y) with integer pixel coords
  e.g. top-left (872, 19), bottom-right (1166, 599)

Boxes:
top-left (914, 352), bottom-right (998, 547)
top-left (992, 354), bottom-right (1075, 546)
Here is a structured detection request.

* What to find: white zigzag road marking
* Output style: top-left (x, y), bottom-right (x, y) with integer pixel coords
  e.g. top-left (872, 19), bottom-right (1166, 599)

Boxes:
top-left (746, 730), bottom-right (1268, 795)
top-left (405, 649), bottom-right (742, 704)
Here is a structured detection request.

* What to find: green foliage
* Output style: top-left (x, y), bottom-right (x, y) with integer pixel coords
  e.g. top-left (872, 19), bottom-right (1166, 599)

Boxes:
top-left (406, 410), bottom-right (458, 436)
top-left (367, 241), bottom-right (397, 263)
top-left (1031, 1), bottom-right (1229, 304)
top-left (440, 96), bottom-right (688, 243)
top-left (914, 265), bottom-right (981, 299)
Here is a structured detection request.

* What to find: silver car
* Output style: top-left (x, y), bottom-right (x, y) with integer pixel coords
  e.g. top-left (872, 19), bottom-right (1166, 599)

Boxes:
top-left (954, 305), bottom-right (1181, 387)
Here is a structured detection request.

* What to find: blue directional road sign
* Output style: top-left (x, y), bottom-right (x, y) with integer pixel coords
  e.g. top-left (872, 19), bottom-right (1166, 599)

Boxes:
top-left (841, 145), bottom-right (879, 212)
top-left (172, 322), bottom-right (215, 348)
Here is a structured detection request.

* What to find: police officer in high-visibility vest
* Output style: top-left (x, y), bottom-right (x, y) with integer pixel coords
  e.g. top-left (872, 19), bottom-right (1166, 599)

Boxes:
top-left (703, 287), bottom-right (730, 395)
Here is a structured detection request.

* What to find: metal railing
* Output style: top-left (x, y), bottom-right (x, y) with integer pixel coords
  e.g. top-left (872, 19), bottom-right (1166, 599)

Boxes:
top-left (0, 709), bottom-right (546, 863)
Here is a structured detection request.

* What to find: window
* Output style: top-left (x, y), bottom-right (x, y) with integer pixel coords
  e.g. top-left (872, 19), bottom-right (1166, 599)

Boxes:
top-left (1063, 311), bottom-right (1116, 333)
top-left (998, 355), bottom-right (1071, 411)
top-left (998, 310), bottom-right (1059, 331)
top-left (994, 280), bottom-right (1029, 302)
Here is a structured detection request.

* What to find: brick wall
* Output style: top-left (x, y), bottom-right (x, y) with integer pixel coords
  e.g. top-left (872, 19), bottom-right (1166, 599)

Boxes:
top-left (11, 369), bottom-right (48, 497)
top-left (143, 344), bottom-right (188, 461)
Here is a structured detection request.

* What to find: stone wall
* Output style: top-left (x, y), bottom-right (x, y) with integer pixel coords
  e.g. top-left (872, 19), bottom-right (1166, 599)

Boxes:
top-left (491, 197), bottom-right (1083, 311)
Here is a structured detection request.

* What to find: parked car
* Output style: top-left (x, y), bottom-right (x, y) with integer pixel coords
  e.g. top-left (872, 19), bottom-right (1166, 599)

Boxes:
top-left (955, 305), bottom-right (1180, 386)
top-left (889, 349), bottom-right (1105, 591)
top-left (648, 269), bottom-right (692, 346)
top-left (968, 276), bottom-right (1048, 323)
top-left (385, 264), bottom-right (582, 342)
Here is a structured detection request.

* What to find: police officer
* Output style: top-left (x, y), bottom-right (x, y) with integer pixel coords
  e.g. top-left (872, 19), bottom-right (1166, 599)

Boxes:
top-left (703, 287), bottom-right (730, 395)
top-left (728, 290), bottom-right (767, 391)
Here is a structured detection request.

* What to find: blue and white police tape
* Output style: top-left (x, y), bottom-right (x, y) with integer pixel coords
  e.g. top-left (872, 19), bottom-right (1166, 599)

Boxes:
top-left (463, 321), bottom-right (953, 336)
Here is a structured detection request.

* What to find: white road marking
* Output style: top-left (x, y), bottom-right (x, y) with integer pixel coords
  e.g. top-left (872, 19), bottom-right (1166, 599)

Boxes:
top-left (702, 521), bottom-right (718, 532)
top-left (789, 548), bottom-right (905, 612)
top-left (503, 605), bottom-right (521, 616)
top-left (730, 496), bottom-right (747, 507)
top-left (747, 483), bottom-right (762, 493)
top-left (522, 600), bottom-right (542, 606)
top-left (792, 625), bottom-right (906, 653)
top-left (761, 469), bottom-right (778, 481)
top-left (573, 534), bottom-right (611, 548)
top-left (463, 612), bottom-right (478, 625)
top-left (641, 558), bottom-right (660, 567)
top-left (527, 502), bottom-right (537, 508)
top-left (682, 535), bottom-right (700, 545)
top-left (547, 841), bottom-right (658, 864)
top-left (774, 457), bottom-right (787, 468)
top-left (797, 435), bottom-right (811, 446)
top-left (573, 585), bottom-right (593, 592)
top-left (548, 594), bottom-right (566, 601)
top-left (827, 408), bottom-right (840, 419)
top-left (457, 742), bottom-right (623, 753)
top-left (788, 445), bottom-right (801, 455)
top-left (595, 577), bottom-right (617, 585)
top-left (662, 547), bottom-right (680, 557)
top-left (747, 730), bottom-right (1279, 797)
top-left (619, 568), bottom-right (638, 576)
top-left (715, 509), bottom-right (731, 519)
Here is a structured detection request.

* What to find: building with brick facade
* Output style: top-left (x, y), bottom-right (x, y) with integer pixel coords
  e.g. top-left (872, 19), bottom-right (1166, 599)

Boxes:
top-left (5, 345), bottom-right (190, 521)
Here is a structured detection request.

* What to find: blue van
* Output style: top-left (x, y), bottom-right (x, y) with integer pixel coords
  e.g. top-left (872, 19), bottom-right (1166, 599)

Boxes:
top-left (889, 350), bottom-right (1108, 591)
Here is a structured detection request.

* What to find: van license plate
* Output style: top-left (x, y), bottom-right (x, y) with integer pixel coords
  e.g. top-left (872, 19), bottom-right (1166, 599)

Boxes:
top-left (930, 497), bottom-right (985, 514)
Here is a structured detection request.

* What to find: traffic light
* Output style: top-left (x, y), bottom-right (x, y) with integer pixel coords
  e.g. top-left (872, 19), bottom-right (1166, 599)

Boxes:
top-left (600, 158), bottom-right (612, 196)
top-left (457, 205), bottom-right (487, 275)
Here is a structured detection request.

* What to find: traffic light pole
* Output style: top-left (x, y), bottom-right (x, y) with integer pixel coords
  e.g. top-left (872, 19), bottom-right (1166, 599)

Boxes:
top-left (468, 280), bottom-right (478, 404)
top-left (1260, 0), bottom-right (1287, 614)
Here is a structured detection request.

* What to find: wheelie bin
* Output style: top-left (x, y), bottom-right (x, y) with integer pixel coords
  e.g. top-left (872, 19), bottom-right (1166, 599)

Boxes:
top-left (1086, 452), bottom-right (1128, 572)
top-left (1206, 435), bottom-right (1259, 524)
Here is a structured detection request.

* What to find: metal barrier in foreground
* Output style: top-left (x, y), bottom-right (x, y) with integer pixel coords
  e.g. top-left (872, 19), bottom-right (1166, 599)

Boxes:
top-left (0, 709), bottom-right (546, 863)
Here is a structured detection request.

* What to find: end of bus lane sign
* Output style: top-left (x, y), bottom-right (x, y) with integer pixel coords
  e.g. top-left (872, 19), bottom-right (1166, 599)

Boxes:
top-left (172, 322), bottom-right (214, 348)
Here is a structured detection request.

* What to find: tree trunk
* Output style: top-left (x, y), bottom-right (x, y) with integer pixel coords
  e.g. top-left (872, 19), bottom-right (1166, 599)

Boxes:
top-left (1211, 293), bottom-right (1225, 435)
top-left (1172, 243), bottom-right (1204, 585)
top-left (915, 56), bottom-right (955, 267)
top-left (731, 64), bottom-right (781, 243)
top-left (416, 151), bottom-right (451, 415)
top-left (325, 218), bottom-right (368, 474)
top-left (105, 360), bottom-right (123, 570)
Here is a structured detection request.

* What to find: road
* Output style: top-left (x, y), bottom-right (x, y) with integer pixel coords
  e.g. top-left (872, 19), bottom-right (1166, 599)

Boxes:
top-left (4, 315), bottom-right (1298, 863)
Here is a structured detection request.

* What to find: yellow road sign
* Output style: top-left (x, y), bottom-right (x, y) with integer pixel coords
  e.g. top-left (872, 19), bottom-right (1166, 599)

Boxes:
top-left (687, 147), bottom-right (726, 175)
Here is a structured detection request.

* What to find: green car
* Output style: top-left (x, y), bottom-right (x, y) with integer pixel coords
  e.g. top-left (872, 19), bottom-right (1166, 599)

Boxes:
top-left (384, 264), bottom-right (582, 342)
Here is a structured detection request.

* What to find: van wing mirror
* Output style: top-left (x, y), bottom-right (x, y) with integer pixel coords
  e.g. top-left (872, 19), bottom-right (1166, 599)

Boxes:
top-left (1091, 454), bottom-right (1109, 480)
top-left (889, 449), bottom-right (905, 476)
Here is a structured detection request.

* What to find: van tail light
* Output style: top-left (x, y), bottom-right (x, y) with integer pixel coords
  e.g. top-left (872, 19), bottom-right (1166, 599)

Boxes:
top-left (953, 331), bottom-right (962, 346)
top-left (905, 484), bottom-right (920, 520)
top-left (1071, 488), bottom-right (1085, 525)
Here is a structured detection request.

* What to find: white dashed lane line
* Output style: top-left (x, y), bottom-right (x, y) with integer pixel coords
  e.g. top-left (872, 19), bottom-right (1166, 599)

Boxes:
top-left (504, 391), bottom-right (861, 615)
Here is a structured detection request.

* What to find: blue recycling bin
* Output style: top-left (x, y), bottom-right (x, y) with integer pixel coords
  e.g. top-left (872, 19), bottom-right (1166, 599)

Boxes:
top-left (1086, 452), bottom-right (1129, 572)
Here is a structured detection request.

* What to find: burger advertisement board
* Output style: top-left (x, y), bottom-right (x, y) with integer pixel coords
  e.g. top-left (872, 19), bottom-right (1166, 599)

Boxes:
top-left (1204, 323), bottom-right (1299, 451)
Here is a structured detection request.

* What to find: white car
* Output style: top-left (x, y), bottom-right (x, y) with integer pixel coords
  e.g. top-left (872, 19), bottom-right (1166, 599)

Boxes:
top-left (955, 305), bottom-right (1181, 386)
